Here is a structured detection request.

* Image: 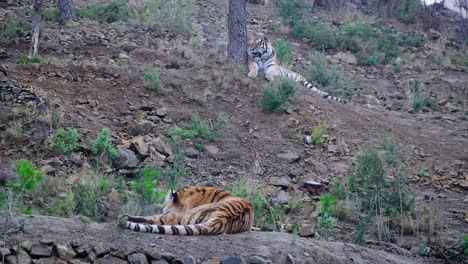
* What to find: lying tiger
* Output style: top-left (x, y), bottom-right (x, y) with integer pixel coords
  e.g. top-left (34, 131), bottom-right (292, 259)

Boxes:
top-left (247, 36), bottom-right (347, 104)
top-left (119, 187), bottom-right (254, 235)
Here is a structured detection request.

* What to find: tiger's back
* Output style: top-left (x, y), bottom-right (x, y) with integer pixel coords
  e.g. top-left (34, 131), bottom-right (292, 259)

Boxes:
top-left (121, 187), bottom-right (254, 235)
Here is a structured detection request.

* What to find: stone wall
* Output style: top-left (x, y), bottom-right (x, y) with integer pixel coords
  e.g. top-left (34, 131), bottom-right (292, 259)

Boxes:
top-left (0, 72), bottom-right (42, 106)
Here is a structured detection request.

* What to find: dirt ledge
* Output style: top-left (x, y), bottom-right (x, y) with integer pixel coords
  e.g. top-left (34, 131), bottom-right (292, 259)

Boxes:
top-left (0, 215), bottom-right (432, 264)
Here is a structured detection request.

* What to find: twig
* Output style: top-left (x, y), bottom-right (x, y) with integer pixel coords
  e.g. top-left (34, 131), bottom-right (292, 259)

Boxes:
top-left (365, 239), bottom-right (411, 256)
top-left (429, 245), bottom-right (454, 264)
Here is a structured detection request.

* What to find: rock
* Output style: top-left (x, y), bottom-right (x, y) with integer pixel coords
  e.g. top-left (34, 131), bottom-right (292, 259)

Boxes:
top-left (288, 169), bottom-right (302, 178)
top-left (130, 120), bottom-right (157, 136)
top-left (68, 153), bottom-right (83, 166)
top-left (135, 111), bottom-right (148, 120)
top-left (276, 190), bottom-right (290, 204)
top-left (35, 257), bottom-right (67, 264)
top-left (221, 256), bottom-right (246, 264)
top-left (129, 253), bottom-right (149, 264)
top-left (56, 244), bottom-right (76, 261)
top-left (276, 152), bottom-right (300, 163)
top-left (184, 147), bottom-right (200, 158)
top-left (130, 136), bottom-right (150, 158)
top-left (182, 256), bottom-right (196, 264)
top-left (201, 259), bottom-right (220, 264)
top-left (77, 99), bottom-right (89, 105)
top-left (152, 260), bottom-right (169, 264)
top-left (162, 253), bottom-right (176, 262)
top-left (304, 181), bottom-right (324, 195)
top-left (151, 137), bottom-right (172, 157)
top-left (268, 177), bottom-right (291, 189)
top-left (93, 243), bottom-right (110, 257)
top-left (21, 240), bottom-right (33, 252)
top-left (95, 255), bottom-right (127, 264)
top-left (429, 29), bottom-right (441, 39)
top-left (143, 249), bottom-right (162, 260)
top-left (156, 107), bottom-right (168, 117)
top-left (115, 148), bottom-right (139, 169)
top-left (332, 52), bottom-right (357, 65)
top-left (251, 160), bottom-right (263, 175)
top-left (6, 250), bottom-right (31, 264)
top-left (30, 244), bottom-right (53, 258)
top-left (0, 248), bottom-right (11, 259)
top-left (205, 145), bottom-right (219, 155)
top-left (277, 253), bottom-right (294, 264)
top-left (327, 144), bottom-right (338, 154)
top-left (298, 221), bottom-right (316, 237)
top-left (248, 256), bottom-right (270, 264)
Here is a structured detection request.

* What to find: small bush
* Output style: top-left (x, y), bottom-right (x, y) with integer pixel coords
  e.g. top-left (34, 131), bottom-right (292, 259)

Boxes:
top-left (189, 37), bottom-right (204, 50)
top-left (0, 21), bottom-right (30, 38)
top-left (132, 168), bottom-right (166, 205)
top-left (312, 121), bottom-right (328, 148)
top-left (42, 7), bottom-right (59, 21)
top-left (274, 39), bottom-right (295, 67)
top-left (308, 52), bottom-right (351, 97)
top-left (407, 80), bottom-right (435, 111)
top-left (399, 0), bottom-right (421, 24)
top-left (168, 115), bottom-right (227, 143)
top-left (52, 128), bottom-right (80, 154)
top-left (399, 35), bottom-right (424, 48)
top-left (319, 195), bottom-right (338, 236)
top-left (276, 0), bottom-right (309, 23)
top-left (73, 173), bottom-right (114, 221)
top-left (91, 128), bottom-right (118, 160)
top-left (341, 21), bottom-right (374, 53)
top-left (78, 0), bottom-right (131, 23)
top-left (292, 20), bottom-right (340, 49)
top-left (142, 65), bottom-right (163, 91)
top-left (377, 32), bottom-right (400, 59)
top-left (260, 78), bottom-right (297, 112)
top-left (17, 54), bottom-right (44, 64)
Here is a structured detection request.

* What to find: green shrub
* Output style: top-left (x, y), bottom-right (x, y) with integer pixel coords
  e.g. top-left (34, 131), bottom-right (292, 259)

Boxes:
top-left (189, 37), bottom-right (203, 50)
top-left (399, 0), bottom-right (421, 24)
top-left (168, 115), bottom-right (227, 144)
top-left (276, 0), bottom-right (309, 23)
top-left (319, 196), bottom-right (338, 236)
top-left (274, 39), bottom-right (295, 67)
top-left (399, 35), bottom-right (424, 48)
top-left (308, 52), bottom-right (351, 97)
top-left (0, 21), bottom-right (30, 38)
top-left (260, 78), bottom-right (297, 112)
top-left (42, 7), bottom-right (59, 21)
top-left (407, 80), bottom-right (435, 111)
top-left (377, 33), bottom-right (400, 59)
top-left (52, 128), bottom-right (80, 154)
top-left (293, 20), bottom-right (340, 49)
top-left (42, 193), bottom-right (74, 217)
top-left (78, 0), bottom-right (131, 23)
top-left (91, 128), bottom-right (118, 160)
top-left (357, 50), bottom-right (382, 66)
top-left (341, 21), bottom-right (374, 53)
top-left (142, 65), bottom-right (163, 90)
top-left (312, 121), bottom-right (328, 148)
top-left (73, 173), bottom-right (114, 221)
top-left (132, 168), bottom-right (166, 205)
top-left (17, 54), bottom-right (44, 64)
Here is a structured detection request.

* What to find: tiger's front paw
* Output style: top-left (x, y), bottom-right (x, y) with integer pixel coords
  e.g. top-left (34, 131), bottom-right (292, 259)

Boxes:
top-left (247, 71), bottom-right (258, 78)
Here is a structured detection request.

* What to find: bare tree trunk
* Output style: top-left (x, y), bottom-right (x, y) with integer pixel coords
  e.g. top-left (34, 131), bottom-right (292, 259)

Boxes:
top-left (29, 0), bottom-right (43, 58)
top-left (227, 0), bottom-right (247, 67)
top-left (58, 0), bottom-right (77, 25)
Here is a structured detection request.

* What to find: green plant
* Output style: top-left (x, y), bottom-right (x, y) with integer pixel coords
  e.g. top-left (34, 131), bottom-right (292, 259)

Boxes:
top-left (276, 0), bottom-right (309, 23)
top-left (407, 80), bottom-right (435, 111)
top-left (52, 128), bottom-right (80, 154)
top-left (42, 7), bottom-right (59, 21)
top-left (418, 170), bottom-right (427, 178)
top-left (399, 35), bottom-right (424, 48)
top-left (377, 32), bottom-right (400, 59)
top-left (77, 0), bottom-right (131, 23)
top-left (132, 168), bottom-right (166, 205)
top-left (142, 65), bottom-right (163, 90)
top-left (274, 39), bottom-right (295, 67)
top-left (293, 20), bottom-right (340, 49)
top-left (319, 195), bottom-right (338, 236)
top-left (51, 106), bottom-right (61, 129)
top-left (42, 193), bottom-right (74, 217)
top-left (196, 143), bottom-right (205, 152)
top-left (168, 115), bottom-right (227, 144)
top-left (91, 128), bottom-right (118, 161)
top-left (399, 0), bottom-right (421, 24)
top-left (308, 52), bottom-right (351, 97)
top-left (341, 21), bottom-right (374, 53)
top-left (0, 21), bottom-right (30, 38)
top-left (17, 54), bottom-right (44, 64)
top-left (312, 121), bottom-right (328, 148)
top-left (189, 37), bottom-right (203, 50)
top-left (260, 78), bottom-right (297, 112)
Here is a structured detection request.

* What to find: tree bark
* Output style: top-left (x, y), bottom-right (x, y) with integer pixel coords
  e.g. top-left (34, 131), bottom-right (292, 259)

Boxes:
top-left (29, 0), bottom-right (43, 58)
top-left (58, 0), bottom-right (77, 25)
top-left (227, 0), bottom-right (247, 67)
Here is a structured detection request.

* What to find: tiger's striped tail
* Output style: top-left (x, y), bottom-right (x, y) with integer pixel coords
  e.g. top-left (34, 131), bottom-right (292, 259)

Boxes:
top-left (125, 220), bottom-right (218, 235)
top-left (283, 70), bottom-right (347, 104)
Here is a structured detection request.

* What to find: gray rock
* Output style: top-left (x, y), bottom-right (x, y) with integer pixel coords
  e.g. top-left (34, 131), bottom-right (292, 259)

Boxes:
top-left (30, 244), bottom-right (53, 258)
top-left (276, 152), bottom-right (300, 163)
top-left (251, 160), bottom-right (263, 175)
top-left (155, 107), bottom-right (168, 117)
top-left (95, 255), bottom-right (127, 264)
top-left (184, 147), bottom-right (200, 158)
top-left (298, 221), bottom-right (316, 237)
top-left (56, 244), bottom-right (76, 261)
top-left (276, 190), bottom-right (290, 204)
top-left (151, 137), bottom-right (172, 157)
top-left (268, 177), bottom-right (291, 189)
top-left (152, 260), bottom-right (169, 264)
top-left (248, 256), bottom-right (270, 264)
top-left (0, 248), bottom-right (11, 259)
top-left (182, 256), bottom-right (196, 264)
top-left (277, 253), bottom-right (294, 264)
top-left (128, 253), bottom-right (149, 264)
top-left (21, 240), bottom-right (33, 252)
top-left (115, 148), bottom-right (139, 169)
top-left (93, 243), bottom-right (110, 257)
top-left (222, 256), bottom-right (246, 264)
top-left (6, 250), bottom-right (31, 264)
top-left (35, 257), bottom-right (67, 264)
top-left (130, 120), bottom-right (157, 136)
top-left (143, 249), bottom-right (161, 260)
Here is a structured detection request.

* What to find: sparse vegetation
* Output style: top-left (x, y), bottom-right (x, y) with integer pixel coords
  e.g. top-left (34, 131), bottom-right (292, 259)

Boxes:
top-left (42, 7), bottom-right (59, 21)
top-left (91, 128), bottom-right (118, 161)
top-left (399, 0), bottom-right (421, 24)
top-left (292, 20), bottom-right (340, 49)
top-left (260, 78), bottom-right (297, 112)
top-left (17, 54), bottom-right (45, 64)
top-left (169, 115), bottom-right (227, 144)
top-left (77, 0), bottom-right (131, 23)
top-left (308, 52), bottom-right (351, 97)
top-left (312, 121), bottom-right (328, 148)
top-left (407, 80), bottom-right (435, 111)
top-left (276, 0), bottom-right (309, 23)
top-left (0, 21), bottom-right (30, 38)
top-left (52, 128), bottom-right (80, 154)
top-left (142, 65), bottom-right (163, 91)
top-left (318, 195), bottom-right (338, 236)
top-left (274, 39), bottom-right (295, 67)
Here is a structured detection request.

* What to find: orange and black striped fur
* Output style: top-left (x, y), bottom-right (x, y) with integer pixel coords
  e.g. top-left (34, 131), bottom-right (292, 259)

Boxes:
top-left (247, 36), bottom-right (347, 104)
top-left (120, 187), bottom-right (254, 235)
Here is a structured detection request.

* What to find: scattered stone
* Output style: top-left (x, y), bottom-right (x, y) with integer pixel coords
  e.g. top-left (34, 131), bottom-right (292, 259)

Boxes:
top-left (304, 181), bottom-right (323, 195)
top-left (115, 148), bottom-right (139, 169)
top-left (128, 253), bottom-right (149, 264)
top-left (135, 111), bottom-right (148, 120)
top-left (288, 169), bottom-right (302, 178)
top-left (77, 99), bottom-right (89, 105)
top-left (156, 107), bottom-right (168, 117)
top-left (56, 244), bottom-right (76, 261)
top-left (6, 250), bottom-right (31, 264)
top-left (298, 221), bottom-right (316, 237)
top-left (143, 249), bottom-right (162, 260)
top-left (201, 259), bottom-right (220, 264)
top-left (277, 253), bottom-right (294, 264)
top-left (248, 256), bottom-right (270, 264)
top-left (152, 260), bottom-right (169, 264)
top-left (0, 248), bottom-right (11, 259)
top-left (276, 152), bottom-right (300, 163)
top-left (95, 255), bottom-right (127, 264)
top-left (205, 145), bottom-right (219, 155)
top-left (130, 136), bottom-right (150, 158)
top-left (327, 144), bottom-right (338, 154)
top-left (93, 243), bottom-right (110, 257)
top-left (162, 253), bottom-right (176, 262)
top-left (303, 135), bottom-right (312, 145)
top-left (130, 120), bottom-right (157, 136)
top-left (268, 177), bottom-right (291, 189)
top-left (182, 255), bottom-right (196, 264)
top-left (30, 244), bottom-right (53, 258)
top-left (184, 147), bottom-right (200, 158)
top-left (251, 160), bottom-right (263, 175)
top-left (221, 256), bottom-right (246, 264)
top-left (151, 137), bottom-right (172, 157)
top-left (331, 52), bottom-right (357, 65)
top-left (68, 152), bottom-right (83, 166)
top-left (276, 190), bottom-right (290, 204)
top-left (21, 240), bottom-right (33, 252)
top-left (35, 257), bottom-right (67, 264)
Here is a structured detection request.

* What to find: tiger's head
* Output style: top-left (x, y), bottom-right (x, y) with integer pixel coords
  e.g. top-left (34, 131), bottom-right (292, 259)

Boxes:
top-left (248, 36), bottom-right (271, 59)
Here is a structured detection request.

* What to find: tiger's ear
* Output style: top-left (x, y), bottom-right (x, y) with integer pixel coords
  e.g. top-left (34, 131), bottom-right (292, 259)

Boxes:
top-left (263, 35), bottom-right (269, 42)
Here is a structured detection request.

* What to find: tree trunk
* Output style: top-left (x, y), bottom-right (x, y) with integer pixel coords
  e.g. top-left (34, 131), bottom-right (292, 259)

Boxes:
top-left (29, 0), bottom-right (43, 58)
top-left (227, 0), bottom-right (247, 67)
top-left (58, 0), bottom-right (77, 25)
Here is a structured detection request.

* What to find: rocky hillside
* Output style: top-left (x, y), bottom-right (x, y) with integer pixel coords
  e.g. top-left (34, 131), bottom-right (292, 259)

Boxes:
top-left (0, 0), bottom-right (467, 263)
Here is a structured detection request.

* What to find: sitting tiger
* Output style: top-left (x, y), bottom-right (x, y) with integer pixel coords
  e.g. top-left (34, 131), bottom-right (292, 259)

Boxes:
top-left (119, 187), bottom-right (254, 235)
top-left (247, 36), bottom-right (347, 104)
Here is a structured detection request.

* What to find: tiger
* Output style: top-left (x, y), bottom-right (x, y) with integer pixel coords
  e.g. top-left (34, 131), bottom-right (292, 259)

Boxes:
top-left (119, 187), bottom-right (254, 235)
top-left (247, 36), bottom-right (347, 104)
